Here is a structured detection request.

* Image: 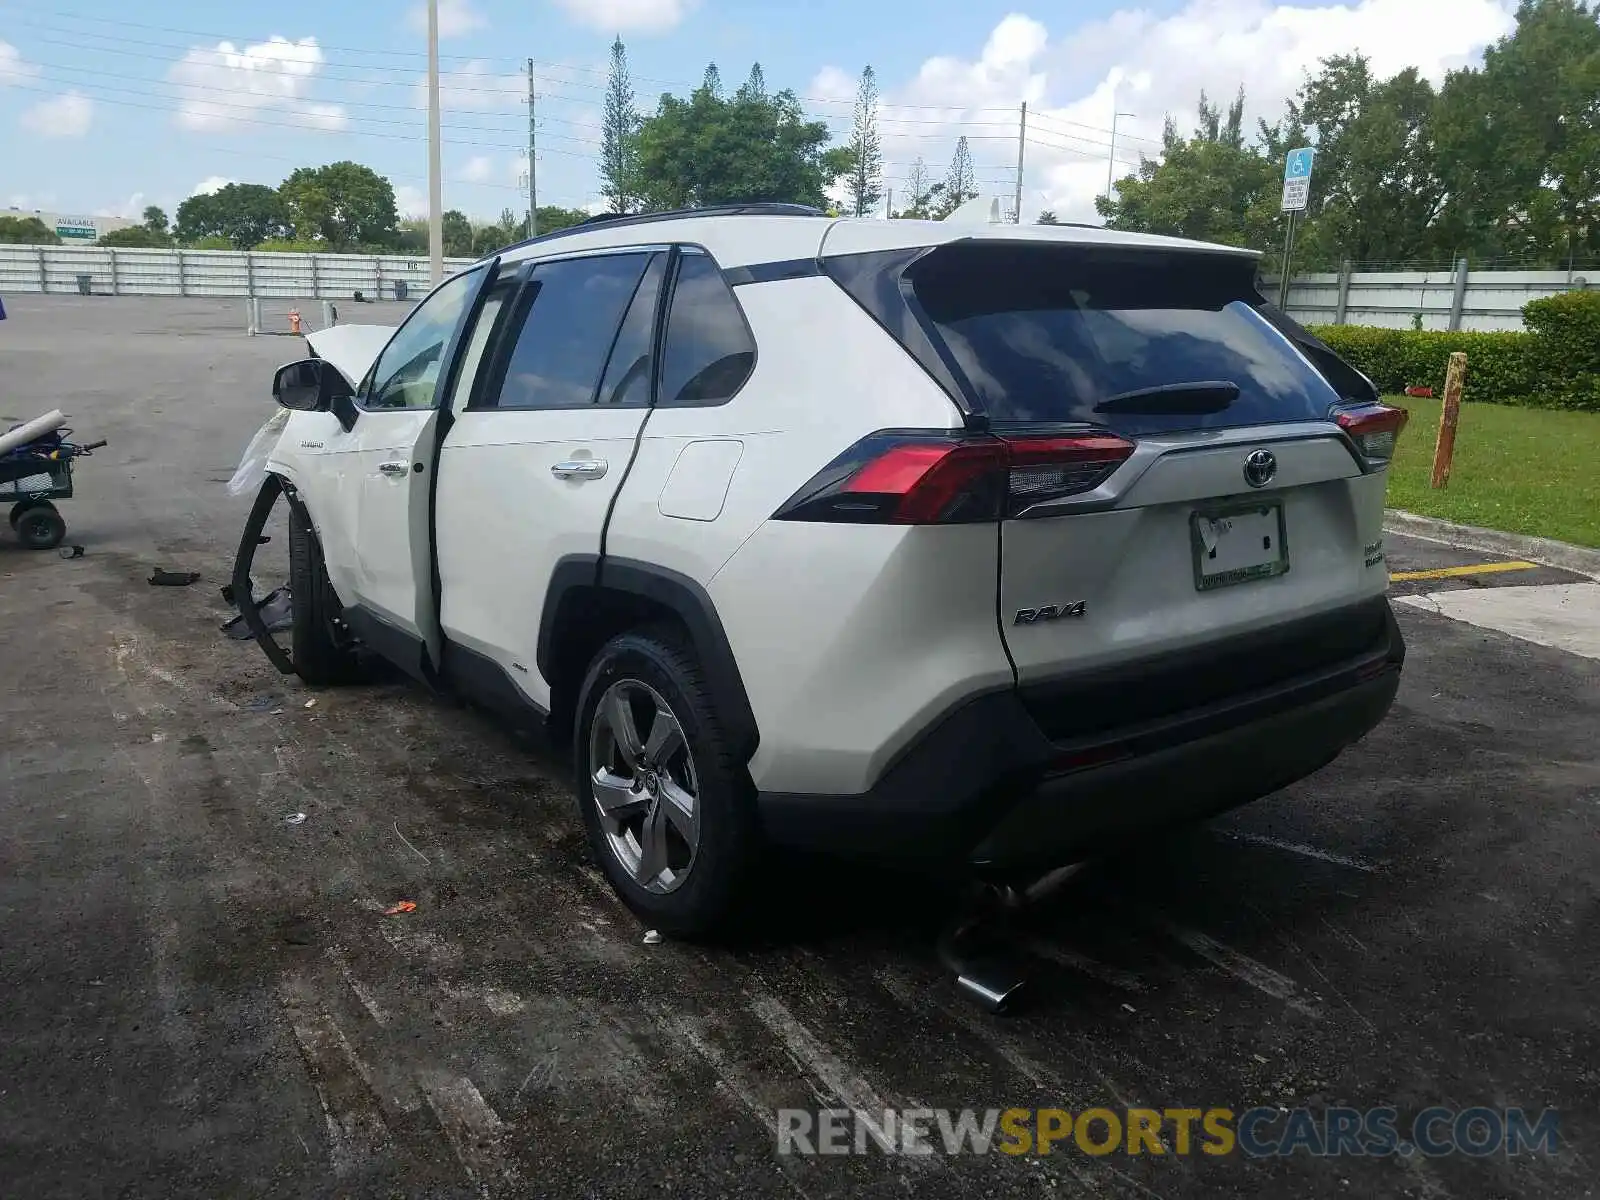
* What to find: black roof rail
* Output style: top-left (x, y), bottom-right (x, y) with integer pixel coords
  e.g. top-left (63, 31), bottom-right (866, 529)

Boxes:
top-left (485, 203), bottom-right (827, 260)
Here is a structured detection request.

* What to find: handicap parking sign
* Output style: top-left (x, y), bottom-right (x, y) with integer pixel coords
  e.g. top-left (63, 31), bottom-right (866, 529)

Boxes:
top-left (1284, 147), bottom-right (1315, 181)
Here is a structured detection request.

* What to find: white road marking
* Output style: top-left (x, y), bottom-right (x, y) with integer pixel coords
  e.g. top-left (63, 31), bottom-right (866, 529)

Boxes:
top-left (1156, 920), bottom-right (1324, 1019)
top-left (1218, 831), bottom-right (1380, 873)
top-left (324, 946), bottom-right (389, 1027)
top-left (418, 1071), bottom-right (517, 1194)
top-left (277, 975), bottom-right (393, 1176)
top-left (1396, 582), bottom-right (1600, 660)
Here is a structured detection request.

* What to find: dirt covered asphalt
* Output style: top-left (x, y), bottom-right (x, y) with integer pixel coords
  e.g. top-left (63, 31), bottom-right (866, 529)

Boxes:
top-left (1, 295), bottom-right (1596, 1199)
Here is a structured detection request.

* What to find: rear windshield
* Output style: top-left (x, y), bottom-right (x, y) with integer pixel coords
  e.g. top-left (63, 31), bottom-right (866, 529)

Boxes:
top-left (843, 242), bottom-right (1344, 435)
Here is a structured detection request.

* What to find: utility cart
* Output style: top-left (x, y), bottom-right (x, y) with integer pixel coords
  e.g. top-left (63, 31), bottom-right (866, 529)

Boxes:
top-left (0, 412), bottom-right (105, 551)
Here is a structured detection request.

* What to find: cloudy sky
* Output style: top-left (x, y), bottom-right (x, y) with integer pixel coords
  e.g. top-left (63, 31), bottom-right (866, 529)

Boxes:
top-left (0, 0), bottom-right (1516, 225)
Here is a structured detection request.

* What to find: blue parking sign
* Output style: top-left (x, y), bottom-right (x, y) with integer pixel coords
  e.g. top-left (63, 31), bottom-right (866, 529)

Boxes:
top-left (1285, 147), bottom-right (1315, 181)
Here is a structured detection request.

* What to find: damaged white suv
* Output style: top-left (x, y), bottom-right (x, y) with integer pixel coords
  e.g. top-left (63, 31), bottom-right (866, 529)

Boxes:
top-left (230, 203), bottom-right (1407, 936)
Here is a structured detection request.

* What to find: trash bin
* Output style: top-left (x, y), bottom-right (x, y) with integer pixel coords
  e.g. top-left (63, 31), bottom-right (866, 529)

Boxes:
top-left (394, 280), bottom-right (409, 302)
top-left (76, 274), bottom-right (92, 296)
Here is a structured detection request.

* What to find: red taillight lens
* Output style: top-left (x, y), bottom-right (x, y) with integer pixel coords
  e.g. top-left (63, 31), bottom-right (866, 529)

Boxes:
top-left (1335, 403), bottom-right (1409, 468)
top-left (774, 430), bottom-right (1135, 524)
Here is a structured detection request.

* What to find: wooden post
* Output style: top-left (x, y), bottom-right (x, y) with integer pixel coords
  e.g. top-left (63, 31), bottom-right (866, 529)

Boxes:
top-left (1430, 352), bottom-right (1467, 489)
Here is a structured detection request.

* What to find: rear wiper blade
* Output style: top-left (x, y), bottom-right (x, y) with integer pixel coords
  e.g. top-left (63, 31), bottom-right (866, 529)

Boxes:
top-left (1093, 381), bottom-right (1241, 415)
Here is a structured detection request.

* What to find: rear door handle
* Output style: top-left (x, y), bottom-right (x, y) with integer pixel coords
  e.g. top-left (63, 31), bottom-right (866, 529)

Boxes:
top-left (551, 459), bottom-right (608, 480)
top-left (378, 460), bottom-right (410, 477)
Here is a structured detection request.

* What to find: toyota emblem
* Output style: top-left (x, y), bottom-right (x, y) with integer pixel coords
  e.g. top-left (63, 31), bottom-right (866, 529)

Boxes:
top-left (1243, 448), bottom-right (1277, 488)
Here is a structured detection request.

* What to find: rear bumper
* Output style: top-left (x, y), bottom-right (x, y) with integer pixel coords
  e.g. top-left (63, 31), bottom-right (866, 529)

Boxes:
top-left (756, 598), bottom-right (1405, 870)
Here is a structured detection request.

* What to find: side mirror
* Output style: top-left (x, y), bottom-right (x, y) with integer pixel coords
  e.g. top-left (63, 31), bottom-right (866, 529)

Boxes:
top-left (273, 359), bottom-right (329, 411)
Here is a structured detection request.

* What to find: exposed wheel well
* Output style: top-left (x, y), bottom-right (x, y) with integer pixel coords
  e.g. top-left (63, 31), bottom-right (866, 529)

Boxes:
top-left (537, 555), bottom-right (761, 763)
top-left (543, 586), bottom-right (689, 744)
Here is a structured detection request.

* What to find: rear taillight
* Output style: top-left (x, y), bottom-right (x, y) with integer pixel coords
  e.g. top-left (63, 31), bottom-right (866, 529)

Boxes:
top-left (1335, 403), bottom-right (1409, 469)
top-left (772, 429), bottom-right (1135, 524)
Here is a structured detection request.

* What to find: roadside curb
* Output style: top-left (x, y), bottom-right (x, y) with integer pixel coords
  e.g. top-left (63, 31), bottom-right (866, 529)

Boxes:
top-left (1383, 509), bottom-right (1600, 581)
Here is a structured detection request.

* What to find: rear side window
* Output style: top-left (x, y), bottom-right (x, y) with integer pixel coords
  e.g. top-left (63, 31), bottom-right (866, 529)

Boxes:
top-left (841, 243), bottom-right (1343, 436)
top-left (658, 251), bottom-right (756, 407)
top-left (485, 252), bottom-right (652, 410)
top-left (596, 254), bottom-right (666, 407)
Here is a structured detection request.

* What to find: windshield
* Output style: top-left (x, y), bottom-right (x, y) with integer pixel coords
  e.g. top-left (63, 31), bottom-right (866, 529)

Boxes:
top-left (848, 242), bottom-right (1345, 436)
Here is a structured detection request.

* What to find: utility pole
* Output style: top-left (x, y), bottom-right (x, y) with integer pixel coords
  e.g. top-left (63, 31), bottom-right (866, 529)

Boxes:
top-left (1106, 110), bottom-right (1135, 203)
top-left (885, 188), bottom-right (893, 219)
top-left (526, 59), bottom-right (539, 239)
top-left (1013, 102), bottom-right (1027, 224)
top-left (426, 0), bottom-right (442, 286)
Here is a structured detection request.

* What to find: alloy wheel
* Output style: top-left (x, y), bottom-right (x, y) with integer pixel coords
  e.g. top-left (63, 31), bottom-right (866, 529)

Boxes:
top-left (588, 679), bottom-right (700, 894)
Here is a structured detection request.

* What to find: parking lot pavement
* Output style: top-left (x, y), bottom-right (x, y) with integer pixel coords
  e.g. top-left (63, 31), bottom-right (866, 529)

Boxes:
top-left (2, 298), bottom-right (1597, 1199)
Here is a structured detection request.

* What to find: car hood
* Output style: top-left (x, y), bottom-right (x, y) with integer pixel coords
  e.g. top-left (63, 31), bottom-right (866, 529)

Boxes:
top-left (304, 324), bottom-right (396, 388)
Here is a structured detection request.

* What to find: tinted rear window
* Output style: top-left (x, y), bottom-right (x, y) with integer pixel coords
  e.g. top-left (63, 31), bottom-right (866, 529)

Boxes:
top-left (889, 243), bottom-right (1343, 434)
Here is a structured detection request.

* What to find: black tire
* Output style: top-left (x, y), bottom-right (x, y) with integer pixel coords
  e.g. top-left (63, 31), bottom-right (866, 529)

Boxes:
top-left (9, 501), bottom-right (30, 530)
top-left (15, 504), bottom-right (65, 551)
top-left (573, 628), bottom-right (760, 939)
top-left (287, 499), bottom-right (363, 686)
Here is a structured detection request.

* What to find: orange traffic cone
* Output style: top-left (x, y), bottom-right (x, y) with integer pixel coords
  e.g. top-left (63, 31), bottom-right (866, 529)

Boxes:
top-left (288, 309), bottom-right (302, 335)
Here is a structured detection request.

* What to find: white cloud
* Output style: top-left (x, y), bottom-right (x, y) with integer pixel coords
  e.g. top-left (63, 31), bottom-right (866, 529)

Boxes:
top-left (97, 193), bottom-right (146, 220)
top-left (406, 0), bottom-right (487, 38)
top-left (395, 185), bottom-right (428, 219)
top-left (167, 36), bottom-right (348, 133)
top-left (851, 0), bottom-right (1516, 223)
top-left (460, 155), bottom-right (494, 183)
top-left (551, 0), bottom-right (693, 35)
top-left (20, 92), bottom-right (93, 137)
top-left (191, 176), bottom-right (237, 197)
top-left (0, 40), bottom-right (38, 86)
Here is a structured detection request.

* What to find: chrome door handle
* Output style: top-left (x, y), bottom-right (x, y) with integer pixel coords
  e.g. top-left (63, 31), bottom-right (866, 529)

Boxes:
top-left (378, 460), bottom-right (410, 477)
top-left (551, 459), bottom-right (608, 480)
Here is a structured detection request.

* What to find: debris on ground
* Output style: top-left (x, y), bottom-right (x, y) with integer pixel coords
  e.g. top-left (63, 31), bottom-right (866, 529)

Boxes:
top-left (383, 901), bottom-right (417, 916)
top-left (643, 930), bottom-right (664, 945)
top-left (303, 698), bottom-right (316, 709)
top-left (148, 568), bottom-right (201, 587)
top-left (283, 812), bottom-right (307, 825)
top-left (58, 545), bottom-right (84, 559)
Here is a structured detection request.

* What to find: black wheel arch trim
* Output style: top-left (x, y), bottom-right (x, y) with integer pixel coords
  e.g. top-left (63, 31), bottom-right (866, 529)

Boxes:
top-left (537, 553), bottom-right (760, 763)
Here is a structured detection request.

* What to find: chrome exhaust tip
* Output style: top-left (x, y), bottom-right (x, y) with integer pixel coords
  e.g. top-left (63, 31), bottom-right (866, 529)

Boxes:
top-left (951, 955), bottom-right (1030, 1015)
top-left (939, 919), bottom-right (1031, 1016)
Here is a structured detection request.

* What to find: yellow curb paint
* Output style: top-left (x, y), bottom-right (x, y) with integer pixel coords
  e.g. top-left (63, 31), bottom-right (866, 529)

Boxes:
top-left (1389, 560), bottom-right (1539, 582)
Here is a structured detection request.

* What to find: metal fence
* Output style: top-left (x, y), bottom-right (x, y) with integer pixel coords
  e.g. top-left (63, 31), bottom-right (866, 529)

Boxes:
top-left (0, 245), bottom-right (477, 303)
top-left (1266, 259), bottom-right (1591, 333)
top-left (3, 244), bottom-right (1592, 334)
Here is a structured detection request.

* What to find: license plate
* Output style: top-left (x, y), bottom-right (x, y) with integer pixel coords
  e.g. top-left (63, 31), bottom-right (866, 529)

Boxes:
top-left (1191, 502), bottom-right (1289, 591)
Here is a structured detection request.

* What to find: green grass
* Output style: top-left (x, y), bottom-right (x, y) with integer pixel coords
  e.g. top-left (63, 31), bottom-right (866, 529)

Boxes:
top-left (1383, 396), bottom-right (1600, 548)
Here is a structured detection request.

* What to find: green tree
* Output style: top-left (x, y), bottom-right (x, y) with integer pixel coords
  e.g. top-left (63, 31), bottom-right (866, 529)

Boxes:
top-left (736, 63), bottom-right (766, 102)
top-left (176, 183), bottom-right (291, 249)
top-left (633, 77), bottom-right (839, 210)
top-left (1098, 90), bottom-right (1283, 263)
top-left (189, 235), bottom-right (235, 250)
top-left (843, 66), bottom-right (884, 217)
top-left (100, 225), bottom-right (173, 248)
top-left (279, 162), bottom-right (400, 250)
top-left (1283, 57), bottom-right (1446, 267)
top-left (701, 63), bottom-right (722, 97)
top-left (601, 37), bottom-right (641, 213)
top-left (1036, 210), bottom-right (1061, 225)
top-left (441, 209), bottom-right (474, 257)
top-left (1434, 0), bottom-right (1600, 267)
top-left (936, 136), bottom-right (977, 217)
top-left (536, 205), bottom-right (589, 233)
top-left (891, 156), bottom-right (942, 218)
top-left (0, 215), bottom-right (60, 244)
top-left (142, 205), bottom-right (168, 235)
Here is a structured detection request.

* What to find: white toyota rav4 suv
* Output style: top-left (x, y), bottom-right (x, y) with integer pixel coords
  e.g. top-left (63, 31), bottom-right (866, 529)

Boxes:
top-left (230, 203), bottom-right (1407, 936)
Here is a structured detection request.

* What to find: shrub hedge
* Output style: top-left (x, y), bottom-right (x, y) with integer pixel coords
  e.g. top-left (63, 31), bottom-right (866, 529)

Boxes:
top-left (1305, 289), bottom-right (1600, 412)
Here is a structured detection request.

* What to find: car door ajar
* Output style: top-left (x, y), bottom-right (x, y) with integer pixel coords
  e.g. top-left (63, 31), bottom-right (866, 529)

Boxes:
top-left (434, 249), bottom-right (667, 711)
top-left (334, 260), bottom-right (497, 678)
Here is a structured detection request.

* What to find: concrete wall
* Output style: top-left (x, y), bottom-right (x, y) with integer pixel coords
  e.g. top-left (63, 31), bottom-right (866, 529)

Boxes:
top-left (0, 245), bottom-right (478, 302)
top-left (1263, 261), bottom-right (1590, 332)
